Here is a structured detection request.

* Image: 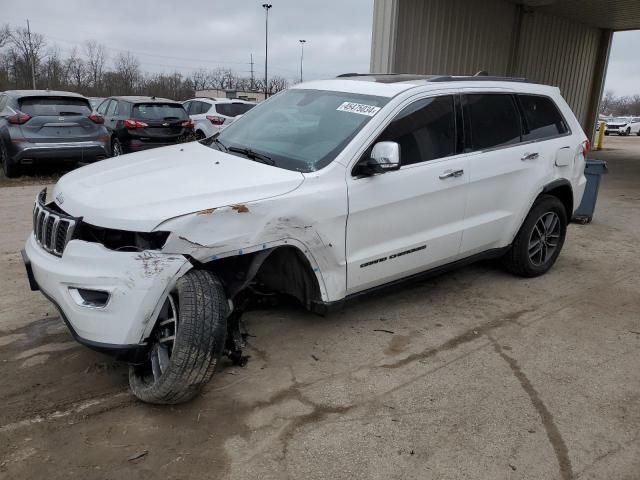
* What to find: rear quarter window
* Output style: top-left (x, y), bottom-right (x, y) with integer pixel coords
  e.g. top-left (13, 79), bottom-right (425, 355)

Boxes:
top-left (215, 103), bottom-right (255, 117)
top-left (517, 94), bottom-right (568, 141)
top-left (133, 103), bottom-right (187, 120)
top-left (19, 97), bottom-right (92, 117)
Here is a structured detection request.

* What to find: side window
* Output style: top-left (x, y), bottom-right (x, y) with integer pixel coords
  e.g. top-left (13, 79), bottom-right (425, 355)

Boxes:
top-left (377, 95), bottom-right (456, 166)
top-left (195, 102), bottom-right (207, 114)
top-left (464, 94), bottom-right (521, 151)
top-left (0, 95), bottom-right (7, 113)
top-left (517, 94), bottom-right (568, 141)
top-left (96, 99), bottom-right (109, 115)
top-left (106, 100), bottom-right (119, 116)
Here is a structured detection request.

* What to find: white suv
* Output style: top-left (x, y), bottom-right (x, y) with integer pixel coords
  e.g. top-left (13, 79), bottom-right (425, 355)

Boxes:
top-left (183, 97), bottom-right (256, 139)
top-left (23, 74), bottom-right (588, 404)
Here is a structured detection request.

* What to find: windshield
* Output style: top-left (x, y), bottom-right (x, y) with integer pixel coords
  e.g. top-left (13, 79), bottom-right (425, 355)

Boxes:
top-left (611, 117), bottom-right (629, 123)
top-left (213, 89), bottom-right (389, 172)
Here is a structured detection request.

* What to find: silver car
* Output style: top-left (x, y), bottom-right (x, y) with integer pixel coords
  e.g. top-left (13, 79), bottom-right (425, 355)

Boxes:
top-left (0, 90), bottom-right (110, 177)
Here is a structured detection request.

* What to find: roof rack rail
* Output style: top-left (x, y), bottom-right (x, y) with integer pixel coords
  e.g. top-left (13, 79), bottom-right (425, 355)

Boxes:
top-left (336, 72), bottom-right (402, 78)
top-left (428, 75), bottom-right (529, 83)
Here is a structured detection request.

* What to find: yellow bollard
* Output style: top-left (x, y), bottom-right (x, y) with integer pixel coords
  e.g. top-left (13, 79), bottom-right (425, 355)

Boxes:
top-left (596, 121), bottom-right (606, 151)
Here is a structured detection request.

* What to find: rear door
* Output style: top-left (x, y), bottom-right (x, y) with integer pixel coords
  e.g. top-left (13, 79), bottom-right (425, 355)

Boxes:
top-left (18, 96), bottom-right (101, 143)
top-left (459, 92), bottom-right (566, 255)
top-left (132, 103), bottom-right (190, 142)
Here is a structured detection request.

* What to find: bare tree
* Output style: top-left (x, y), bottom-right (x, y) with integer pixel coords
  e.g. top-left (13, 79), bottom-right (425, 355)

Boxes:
top-left (64, 47), bottom-right (87, 91)
top-left (0, 24), bottom-right (10, 48)
top-left (84, 40), bottom-right (107, 93)
top-left (268, 76), bottom-right (288, 94)
top-left (9, 25), bottom-right (46, 89)
top-left (113, 51), bottom-right (141, 94)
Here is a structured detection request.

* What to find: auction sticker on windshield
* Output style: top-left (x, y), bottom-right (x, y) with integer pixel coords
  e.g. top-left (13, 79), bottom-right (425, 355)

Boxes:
top-left (336, 102), bottom-right (381, 116)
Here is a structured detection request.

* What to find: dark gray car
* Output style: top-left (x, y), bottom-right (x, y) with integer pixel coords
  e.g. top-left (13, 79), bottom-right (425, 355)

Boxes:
top-left (0, 90), bottom-right (111, 177)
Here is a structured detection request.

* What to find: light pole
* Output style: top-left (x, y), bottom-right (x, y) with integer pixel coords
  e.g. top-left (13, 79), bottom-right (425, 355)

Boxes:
top-left (262, 4), bottom-right (272, 98)
top-left (299, 39), bottom-right (306, 83)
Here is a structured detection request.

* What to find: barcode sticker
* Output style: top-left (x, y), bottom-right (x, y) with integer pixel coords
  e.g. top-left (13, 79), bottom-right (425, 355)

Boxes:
top-left (336, 102), bottom-right (381, 116)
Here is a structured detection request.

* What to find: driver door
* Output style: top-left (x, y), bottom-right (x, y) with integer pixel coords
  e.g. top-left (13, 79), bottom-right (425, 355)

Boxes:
top-left (345, 95), bottom-right (469, 294)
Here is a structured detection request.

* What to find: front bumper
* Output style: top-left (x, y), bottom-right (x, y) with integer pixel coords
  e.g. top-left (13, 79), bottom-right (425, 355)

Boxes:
top-left (23, 235), bottom-right (190, 359)
top-left (11, 140), bottom-right (110, 164)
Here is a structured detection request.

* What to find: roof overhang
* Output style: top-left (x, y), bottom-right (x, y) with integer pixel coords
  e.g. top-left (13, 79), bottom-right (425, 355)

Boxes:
top-left (511, 0), bottom-right (640, 31)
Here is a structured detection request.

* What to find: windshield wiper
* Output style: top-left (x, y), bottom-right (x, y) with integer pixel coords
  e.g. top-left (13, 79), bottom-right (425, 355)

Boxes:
top-left (211, 137), bottom-right (228, 151)
top-left (227, 146), bottom-right (274, 165)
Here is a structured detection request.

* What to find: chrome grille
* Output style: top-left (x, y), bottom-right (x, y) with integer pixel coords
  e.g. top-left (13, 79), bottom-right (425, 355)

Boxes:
top-left (32, 189), bottom-right (79, 257)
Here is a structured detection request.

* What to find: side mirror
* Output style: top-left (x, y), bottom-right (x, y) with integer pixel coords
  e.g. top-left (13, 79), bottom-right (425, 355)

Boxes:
top-left (358, 141), bottom-right (401, 176)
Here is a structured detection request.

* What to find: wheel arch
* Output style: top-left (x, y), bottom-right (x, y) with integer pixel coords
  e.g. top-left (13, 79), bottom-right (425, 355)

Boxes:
top-left (542, 179), bottom-right (573, 217)
top-left (194, 244), bottom-right (324, 312)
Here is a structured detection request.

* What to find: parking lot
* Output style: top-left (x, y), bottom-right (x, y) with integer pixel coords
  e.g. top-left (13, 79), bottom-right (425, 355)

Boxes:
top-left (0, 136), bottom-right (638, 479)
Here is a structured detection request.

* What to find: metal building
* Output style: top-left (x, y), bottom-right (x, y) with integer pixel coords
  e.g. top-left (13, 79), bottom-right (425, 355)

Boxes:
top-left (371, 0), bottom-right (640, 136)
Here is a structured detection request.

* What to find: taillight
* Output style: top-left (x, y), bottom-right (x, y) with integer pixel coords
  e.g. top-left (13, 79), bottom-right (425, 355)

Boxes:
top-left (181, 119), bottom-right (194, 129)
top-left (123, 119), bottom-right (148, 129)
top-left (583, 140), bottom-right (590, 156)
top-left (7, 111), bottom-right (31, 125)
top-left (206, 115), bottom-right (225, 126)
top-left (89, 113), bottom-right (104, 124)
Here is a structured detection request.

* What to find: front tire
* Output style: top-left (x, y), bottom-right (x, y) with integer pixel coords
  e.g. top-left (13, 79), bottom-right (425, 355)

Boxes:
top-left (502, 195), bottom-right (567, 277)
top-left (129, 270), bottom-right (229, 404)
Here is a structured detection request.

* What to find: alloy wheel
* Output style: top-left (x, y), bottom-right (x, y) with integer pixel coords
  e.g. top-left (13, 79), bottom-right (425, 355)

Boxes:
top-left (147, 294), bottom-right (178, 384)
top-left (528, 212), bottom-right (561, 266)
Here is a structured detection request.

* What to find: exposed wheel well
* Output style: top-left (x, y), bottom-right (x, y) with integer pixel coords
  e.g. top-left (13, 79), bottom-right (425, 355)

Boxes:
top-left (542, 181), bottom-right (573, 217)
top-left (196, 246), bottom-right (322, 310)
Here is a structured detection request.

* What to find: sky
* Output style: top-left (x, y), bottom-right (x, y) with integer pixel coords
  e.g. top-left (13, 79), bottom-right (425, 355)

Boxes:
top-left (2, 0), bottom-right (373, 83)
top-left (603, 30), bottom-right (640, 97)
top-left (2, 0), bottom-right (639, 96)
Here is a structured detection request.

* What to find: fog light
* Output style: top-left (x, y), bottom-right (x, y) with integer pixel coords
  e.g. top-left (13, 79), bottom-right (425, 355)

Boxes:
top-left (68, 288), bottom-right (110, 308)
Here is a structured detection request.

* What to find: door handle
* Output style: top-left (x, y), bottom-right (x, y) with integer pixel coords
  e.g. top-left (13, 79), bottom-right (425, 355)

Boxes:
top-left (439, 169), bottom-right (464, 179)
top-left (521, 152), bottom-right (539, 161)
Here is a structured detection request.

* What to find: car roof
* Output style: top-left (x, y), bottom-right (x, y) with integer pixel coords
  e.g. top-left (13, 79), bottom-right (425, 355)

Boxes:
top-left (3, 90), bottom-right (88, 99)
top-left (112, 96), bottom-right (179, 104)
top-left (294, 74), bottom-right (558, 98)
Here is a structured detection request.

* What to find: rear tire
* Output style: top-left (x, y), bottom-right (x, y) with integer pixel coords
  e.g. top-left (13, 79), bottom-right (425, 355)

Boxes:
top-left (0, 141), bottom-right (18, 178)
top-left (111, 138), bottom-right (123, 157)
top-left (502, 195), bottom-right (567, 278)
top-left (129, 270), bottom-right (229, 404)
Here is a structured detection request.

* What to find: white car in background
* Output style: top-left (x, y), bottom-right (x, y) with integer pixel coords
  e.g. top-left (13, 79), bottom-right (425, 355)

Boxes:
top-left (183, 98), bottom-right (256, 139)
top-left (604, 116), bottom-right (640, 136)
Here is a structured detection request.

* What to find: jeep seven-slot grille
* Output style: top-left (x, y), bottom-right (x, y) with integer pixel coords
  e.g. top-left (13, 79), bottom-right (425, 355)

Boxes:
top-left (32, 189), bottom-right (79, 257)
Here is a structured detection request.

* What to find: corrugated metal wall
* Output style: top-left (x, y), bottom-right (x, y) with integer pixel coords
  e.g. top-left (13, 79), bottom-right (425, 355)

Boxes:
top-left (370, 0), bottom-right (610, 129)
top-left (515, 11), bottom-right (602, 127)
top-left (391, 0), bottom-right (517, 76)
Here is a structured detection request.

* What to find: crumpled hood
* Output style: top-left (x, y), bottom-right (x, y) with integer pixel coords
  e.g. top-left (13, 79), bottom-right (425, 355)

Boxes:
top-left (53, 142), bottom-right (305, 231)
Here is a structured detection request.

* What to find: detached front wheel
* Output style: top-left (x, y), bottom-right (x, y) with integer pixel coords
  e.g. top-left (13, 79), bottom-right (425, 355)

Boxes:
top-left (129, 270), bottom-right (229, 404)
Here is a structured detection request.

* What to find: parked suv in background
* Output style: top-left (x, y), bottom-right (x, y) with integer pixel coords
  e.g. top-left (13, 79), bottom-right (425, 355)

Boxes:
top-left (23, 74), bottom-right (587, 404)
top-left (0, 90), bottom-right (110, 177)
top-left (604, 117), bottom-right (640, 136)
top-left (96, 96), bottom-right (193, 156)
top-left (183, 97), bottom-right (255, 139)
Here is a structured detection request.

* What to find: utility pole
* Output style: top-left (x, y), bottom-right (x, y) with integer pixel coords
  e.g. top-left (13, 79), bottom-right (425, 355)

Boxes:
top-left (262, 4), bottom-right (272, 98)
top-left (250, 53), bottom-right (255, 91)
top-left (299, 39), bottom-right (306, 83)
top-left (26, 19), bottom-right (36, 89)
